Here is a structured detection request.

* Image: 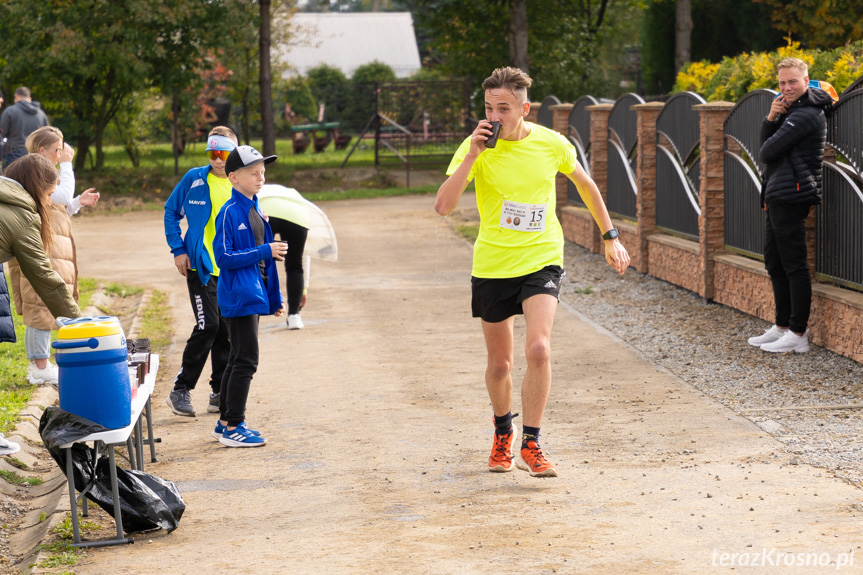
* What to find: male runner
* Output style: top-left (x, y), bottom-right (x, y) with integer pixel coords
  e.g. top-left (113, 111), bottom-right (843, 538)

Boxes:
top-left (435, 67), bottom-right (630, 477)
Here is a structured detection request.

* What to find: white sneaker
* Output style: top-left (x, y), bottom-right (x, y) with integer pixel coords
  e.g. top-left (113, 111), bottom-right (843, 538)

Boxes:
top-left (287, 314), bottom-right (304, 330)
top-left (27, 361), bottom-right (59, 385)
top-left (747, 325), bottom-right (787, 347)
top-left (761, 330), bottom-right (810, 354)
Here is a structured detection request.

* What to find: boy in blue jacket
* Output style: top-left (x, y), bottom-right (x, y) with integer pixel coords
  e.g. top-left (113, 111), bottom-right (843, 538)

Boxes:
top-left (164, 127), bottom-right (237, 417)
top-left (213, 145), bottom-right (287, 447)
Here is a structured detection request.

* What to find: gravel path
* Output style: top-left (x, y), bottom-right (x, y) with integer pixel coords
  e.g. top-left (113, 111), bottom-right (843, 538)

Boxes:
top-left (561, 242), bottom-right (863, 488)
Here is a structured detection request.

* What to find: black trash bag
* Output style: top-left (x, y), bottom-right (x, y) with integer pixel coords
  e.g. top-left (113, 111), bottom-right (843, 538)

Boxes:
top-left (39, 407), bottom-right (185, 533)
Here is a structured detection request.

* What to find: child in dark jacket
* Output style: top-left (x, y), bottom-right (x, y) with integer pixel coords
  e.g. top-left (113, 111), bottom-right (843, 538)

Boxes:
top-left (213, 145), bottom-right (287, 447)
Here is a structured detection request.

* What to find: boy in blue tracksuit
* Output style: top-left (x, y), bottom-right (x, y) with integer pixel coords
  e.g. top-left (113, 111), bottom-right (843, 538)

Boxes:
top-left (164, 128), bottom-right (237, 417)
top-left (213, 145), bottom-right (287, 447)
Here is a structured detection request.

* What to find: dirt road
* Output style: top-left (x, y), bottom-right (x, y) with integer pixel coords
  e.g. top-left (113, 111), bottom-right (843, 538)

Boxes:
top-left (66, 196), bottom-right (862, 574)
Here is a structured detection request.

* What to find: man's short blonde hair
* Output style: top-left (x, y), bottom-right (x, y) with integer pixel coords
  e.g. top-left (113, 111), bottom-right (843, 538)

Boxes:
top-left (482, 67), bottom-right (532, 104)
top-left (777, 57), bottom-right (808, 76)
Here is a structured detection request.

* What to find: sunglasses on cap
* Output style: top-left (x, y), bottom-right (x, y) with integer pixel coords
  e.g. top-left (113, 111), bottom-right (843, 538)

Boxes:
top-left (207, 150), bottom-right (231, 161)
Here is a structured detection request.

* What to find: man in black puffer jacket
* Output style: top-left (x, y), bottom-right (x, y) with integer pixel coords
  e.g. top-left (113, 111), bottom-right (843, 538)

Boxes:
top-left (748, 57), bottom-right (834, 354)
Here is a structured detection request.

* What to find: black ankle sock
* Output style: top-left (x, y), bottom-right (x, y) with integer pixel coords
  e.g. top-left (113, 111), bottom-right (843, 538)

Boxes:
top-left (522, 426), bottom-right (540, 447)
top-left (494, 411), bottom-right (513, 434)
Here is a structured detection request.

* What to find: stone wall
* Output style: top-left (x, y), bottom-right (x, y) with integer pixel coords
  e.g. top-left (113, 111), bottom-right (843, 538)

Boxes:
top-left (647, 235), bottom-right (700, 293)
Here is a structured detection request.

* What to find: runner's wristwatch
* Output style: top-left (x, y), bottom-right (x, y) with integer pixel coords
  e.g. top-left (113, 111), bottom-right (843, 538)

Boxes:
top-left (602, 228), bottom-right (620, 240)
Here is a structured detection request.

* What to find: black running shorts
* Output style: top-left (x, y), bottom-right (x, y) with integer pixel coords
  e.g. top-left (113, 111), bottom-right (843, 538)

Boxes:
top-left (471, 265), bottom-right (565, 323)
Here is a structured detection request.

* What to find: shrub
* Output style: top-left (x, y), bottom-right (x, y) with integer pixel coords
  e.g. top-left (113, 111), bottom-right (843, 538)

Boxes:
top-left (674, 39), bottom-right (863, 101)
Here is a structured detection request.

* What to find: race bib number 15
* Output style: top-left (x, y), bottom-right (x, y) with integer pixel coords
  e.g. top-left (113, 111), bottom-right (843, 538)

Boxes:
top-left (500, 200), bottom-right (546, 232)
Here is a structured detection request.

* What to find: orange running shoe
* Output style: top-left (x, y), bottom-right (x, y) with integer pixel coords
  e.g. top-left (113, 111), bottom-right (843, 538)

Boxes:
top-left (516, 439), bottom-right (558, 477)
top-left (488, 425), bottom-right (518, 472)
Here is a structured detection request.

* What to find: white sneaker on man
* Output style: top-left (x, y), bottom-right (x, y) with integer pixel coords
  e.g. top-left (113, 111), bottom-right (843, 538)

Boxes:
top-left (287, 314), bottom-right (304, 330)
top-left (760, 330), bottom-right (810, 354)
top-left (27, 361), bottom-right (59, 385)
top-left (747, 325), bottom-right (787, 347)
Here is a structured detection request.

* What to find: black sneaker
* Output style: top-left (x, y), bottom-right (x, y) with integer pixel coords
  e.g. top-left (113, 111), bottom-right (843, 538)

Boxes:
top-left (207, 392), bottom-right (220, 414)
top-left (166, 388), bottom-right (196, 417)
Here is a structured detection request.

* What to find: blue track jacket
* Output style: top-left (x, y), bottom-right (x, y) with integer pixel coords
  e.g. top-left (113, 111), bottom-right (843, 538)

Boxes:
top-left (164, 165), bottom-right (218, 285)
top-left (214, 190), bottom-right (282, 318)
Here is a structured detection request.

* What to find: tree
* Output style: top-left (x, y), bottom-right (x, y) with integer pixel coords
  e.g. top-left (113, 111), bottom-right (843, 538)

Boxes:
top-left (344, 62), bottom-right (397, 131)
top-left (306, 65), bottom-right (350, 122)
top-left (260, 0), bottom-right (276, 156)
top-left (143, 0), bottom-right (229, 173)
top-left (0, 0), bottom-right (224, 171)
top-left (642, 0), bottom-right (784, 94)
top-left (403, 0), bottom-right (641, 102)
top-left (508, 0), bottom-right (529, 73)
top-left (675, 0), bottom-right (693, 74)
top-left (754, 0), bottom-right (863, 50)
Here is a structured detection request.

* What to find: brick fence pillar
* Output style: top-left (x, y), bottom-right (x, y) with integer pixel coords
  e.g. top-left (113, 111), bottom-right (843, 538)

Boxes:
top-left (632, 102), bottom-right (665, 275)
top-left (526, 101), bottom-right (542, 124)
top-left (585, 103), bottom-right (614, 254)
top-left (550, 103), bottom-right (575, 218)
top-left (694, 102), bottom-right (736, 299)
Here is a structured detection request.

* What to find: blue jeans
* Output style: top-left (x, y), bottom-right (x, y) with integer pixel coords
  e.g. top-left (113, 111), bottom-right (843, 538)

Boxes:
top-left (25, 326), bottom-right (51, 360)
top-left (4, 148), bottom-right (27, 168)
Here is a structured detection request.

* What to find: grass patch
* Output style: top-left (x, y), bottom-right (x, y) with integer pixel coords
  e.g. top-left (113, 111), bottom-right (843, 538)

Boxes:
top-left (0, 273), bottom-right (32, 435)
top-left (89, 140), bottom-right (375, 201)
top-left (0, 469), bottom-right (43, 486)
top-left (52, 513), bottom-right (100, 541)
top-left (77, 277), bottom-right (99, 310)
top-left (6, 457), bottom-right (29, 470)
top-left (37, 551), bottom-right (80, 568)
top-left (139, 290), bottom-right (171, 353)
top-left (104, 282), bottom-right (144, 298)
top-left (455, 224), bottom-right (480, 243)
top-left (573, 286), bottom-right (594, 295)
top-left (38, 540), bottom-right (86, 569)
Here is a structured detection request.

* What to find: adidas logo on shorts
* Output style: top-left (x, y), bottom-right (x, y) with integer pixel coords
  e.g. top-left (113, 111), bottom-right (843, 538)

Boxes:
top-left (544, 280), bottom-right (556, 289)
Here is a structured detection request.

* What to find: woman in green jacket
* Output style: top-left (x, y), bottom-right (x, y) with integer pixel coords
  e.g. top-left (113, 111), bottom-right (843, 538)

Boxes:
top-left (0, 154), bottom-right (81, 336)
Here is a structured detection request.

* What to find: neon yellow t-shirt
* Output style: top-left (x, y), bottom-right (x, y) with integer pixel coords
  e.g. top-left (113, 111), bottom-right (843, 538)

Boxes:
top-left (446, 122), bottom-right (577, 278)
top-left (204, 173), bottom-right (234, 277)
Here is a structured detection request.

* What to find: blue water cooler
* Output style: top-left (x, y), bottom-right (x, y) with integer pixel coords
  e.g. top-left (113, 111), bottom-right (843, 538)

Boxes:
top-left (53, 316), bottom-right (131, 429)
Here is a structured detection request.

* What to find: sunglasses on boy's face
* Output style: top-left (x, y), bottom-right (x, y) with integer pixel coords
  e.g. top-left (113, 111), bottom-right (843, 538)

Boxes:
top-left (207, 150), bottom-right (230, 161)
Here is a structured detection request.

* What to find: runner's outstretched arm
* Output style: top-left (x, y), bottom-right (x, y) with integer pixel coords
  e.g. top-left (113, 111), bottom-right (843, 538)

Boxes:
top-left (566, 162), bottom-right (631, 275)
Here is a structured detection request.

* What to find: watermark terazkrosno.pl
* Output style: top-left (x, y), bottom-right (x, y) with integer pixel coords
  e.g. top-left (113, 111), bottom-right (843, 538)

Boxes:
top-left (712, 548), bottom-right (855, 570)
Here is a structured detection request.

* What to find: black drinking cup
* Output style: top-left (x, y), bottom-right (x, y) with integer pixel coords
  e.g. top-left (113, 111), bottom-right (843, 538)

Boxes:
top-left (485, 121), bottom-right (502, 148)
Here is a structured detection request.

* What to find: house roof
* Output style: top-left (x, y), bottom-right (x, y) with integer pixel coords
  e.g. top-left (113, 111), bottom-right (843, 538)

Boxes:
top-left (278, 12), bottom-right (421, 79)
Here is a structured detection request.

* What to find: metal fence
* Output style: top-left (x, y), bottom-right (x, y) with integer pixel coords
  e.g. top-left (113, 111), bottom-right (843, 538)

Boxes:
top-left (842, 76), bottom-right (863, 96)
top-left (606, 93), bottom-right (644, 219)
top-left (655, 91), bottom-right (705, 239)
top-left (816, 88), bottom-right (863, 289)
top-left (567, 96), bottom-right (601, 206)
top-left (723, 89), bottom-right (776, 258)
top-left (536, 95), bottom-right (561, 129)
top-left (342, 79), bottom-right (472, 185)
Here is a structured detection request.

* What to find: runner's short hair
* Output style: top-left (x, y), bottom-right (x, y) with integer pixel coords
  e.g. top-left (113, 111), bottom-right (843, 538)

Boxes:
top-left (482, 67), bottom-right (532, 104)
top-left (15, 86), bottom-right (31, 99)
top-left (208, 126), bottom-right (238, 142)
top-left (777, 58), bottom-right (808, 76)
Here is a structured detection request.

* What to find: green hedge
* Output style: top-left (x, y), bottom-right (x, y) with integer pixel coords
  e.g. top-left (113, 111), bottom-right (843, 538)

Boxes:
top-left (674, 40), bottom-right (863, 101)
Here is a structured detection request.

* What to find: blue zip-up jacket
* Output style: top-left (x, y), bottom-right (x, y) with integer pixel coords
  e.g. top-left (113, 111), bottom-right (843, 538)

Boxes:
top-left (214, 190), bottom-right (283, 318)
top-left (164, 165), bottom-right (218, 285)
